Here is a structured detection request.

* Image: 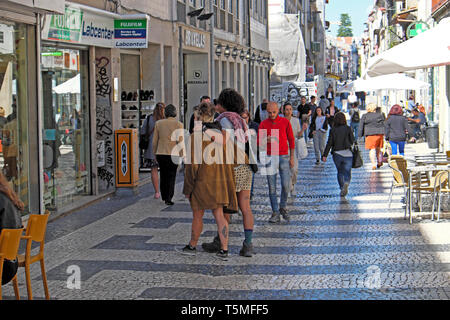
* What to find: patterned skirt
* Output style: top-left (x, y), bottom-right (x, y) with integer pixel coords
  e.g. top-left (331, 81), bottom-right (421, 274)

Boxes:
top-left (234, 164), bottom-right (253, 192)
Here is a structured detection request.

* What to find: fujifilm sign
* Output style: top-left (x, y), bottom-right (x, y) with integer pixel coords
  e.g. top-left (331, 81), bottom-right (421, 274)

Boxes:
top-left (185, 30), bottom-right (206, 49)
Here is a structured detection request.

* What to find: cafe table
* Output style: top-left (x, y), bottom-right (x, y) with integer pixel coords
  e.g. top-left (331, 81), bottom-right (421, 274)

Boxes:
top-left (407, 165), bottom-right (450, 224)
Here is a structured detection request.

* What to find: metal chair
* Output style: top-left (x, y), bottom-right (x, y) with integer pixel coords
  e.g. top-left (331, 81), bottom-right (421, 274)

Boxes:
top-left (14, 213), bottom-right (51, 300)
top-left (0, 228), bottom-right (24, 300)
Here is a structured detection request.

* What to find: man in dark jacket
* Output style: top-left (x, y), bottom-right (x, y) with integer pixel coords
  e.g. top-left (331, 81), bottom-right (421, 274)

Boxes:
top-left (189, 96), bottom-right (211, 134)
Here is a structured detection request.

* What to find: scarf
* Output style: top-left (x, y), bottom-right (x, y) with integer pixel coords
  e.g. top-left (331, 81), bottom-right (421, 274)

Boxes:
top-left (216, 112), bottom-right (249, 144)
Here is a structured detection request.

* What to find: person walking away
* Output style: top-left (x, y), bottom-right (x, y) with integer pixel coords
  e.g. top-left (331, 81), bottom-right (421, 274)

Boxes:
top-left (339, 92), bottom-right (348, 112)
top-left (326, 99), bottom-right (339, 128)
top-left (310, 106), bottom-right (329, 164)
top-left (322, 112), bottom-right (355, 197)
top-left (202, 89), bottom-right (256, 258)
top-left (349, 102), bottom-right (361, 139)
top-left (385, 104), bottom-right (409, 157)
top-left (358, 103), bottom-right (386, 170)
top-left (284, 102), bottom-right (307, 196)
top-left (152, 104), bottom-right (185, 206)
top-left (189, 96), bottom-right (211, 134)
top-left (0, 172), bottom-right (23, 286)
top-left (141, 102), bottom-right (165, 199)
top-left (254, 99), bottom-right (269, 124)
top-left (326, 85), bottom-right (335, 102)
top-left (180, 102), bottom-right (237, 260)
top-left (241, 109), bottom-right (259, 200)
top-left (258, 102), bottom-right (296, 224)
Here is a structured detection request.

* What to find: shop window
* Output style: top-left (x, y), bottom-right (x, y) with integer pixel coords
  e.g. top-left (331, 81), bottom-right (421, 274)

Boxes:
top-left (0, 21), bottom-right (31, 214)
top-left (41, 46), bottom-right (91, 212)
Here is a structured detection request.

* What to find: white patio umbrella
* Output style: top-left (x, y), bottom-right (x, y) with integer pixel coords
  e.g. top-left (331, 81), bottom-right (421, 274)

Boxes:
top-left (338, 73), bottom-right (429, 92)
top-left (367, 18), bottom-right (450, 77)
top-left (53, 74), bottom-right (81, 94)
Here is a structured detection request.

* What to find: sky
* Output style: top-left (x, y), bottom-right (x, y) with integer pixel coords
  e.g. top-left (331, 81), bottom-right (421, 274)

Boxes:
top-left (325, 0), bottom-right (375, 38)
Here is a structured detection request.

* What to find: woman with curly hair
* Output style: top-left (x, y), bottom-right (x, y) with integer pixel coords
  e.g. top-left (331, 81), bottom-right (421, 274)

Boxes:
top-left (202, 88), bottom-right (256, 259)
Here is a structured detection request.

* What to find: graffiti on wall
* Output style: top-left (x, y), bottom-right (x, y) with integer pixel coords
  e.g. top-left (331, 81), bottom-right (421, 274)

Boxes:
top-left (95, 56), bottom-right (114, 190)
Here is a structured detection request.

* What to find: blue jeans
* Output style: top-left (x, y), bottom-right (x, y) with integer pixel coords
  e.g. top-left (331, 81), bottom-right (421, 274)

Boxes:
top-left (390, 141), bottom-right (405, 156)
top-left (351, 122), bottom-right (359, 140)
top-left (266, 155), bottom-right (291, 213)
top-left (332, 154), bottom-right (353, 189)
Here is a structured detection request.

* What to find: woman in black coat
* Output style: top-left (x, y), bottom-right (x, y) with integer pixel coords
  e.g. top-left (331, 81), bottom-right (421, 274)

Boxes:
top-left (322, 112), bottom-right (355, 197)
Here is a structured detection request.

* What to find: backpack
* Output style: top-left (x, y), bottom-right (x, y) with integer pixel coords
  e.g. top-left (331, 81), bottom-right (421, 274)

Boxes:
top-left (351, 110), bottom-right (360, 123)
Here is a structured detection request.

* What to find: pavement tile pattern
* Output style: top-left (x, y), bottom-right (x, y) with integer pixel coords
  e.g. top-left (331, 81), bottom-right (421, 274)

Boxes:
top-left (3, 142), bottom-right (450, 300)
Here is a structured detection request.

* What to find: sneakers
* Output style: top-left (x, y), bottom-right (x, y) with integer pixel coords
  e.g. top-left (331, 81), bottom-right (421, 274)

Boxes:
top-left (280, 208), bottom-right (290, 222)
top-left (269, 212), bottom-right (281, 223)
top-left (201, 235), bottom-right (221, 253)
top-left (176, 244), bottom-right (197, 256)
top-left (239, 241), bottom-right (254, 257)
top-left (216, 249), bottom-right (229, 261)
top-left (341, 183), bottom-right (349, 197)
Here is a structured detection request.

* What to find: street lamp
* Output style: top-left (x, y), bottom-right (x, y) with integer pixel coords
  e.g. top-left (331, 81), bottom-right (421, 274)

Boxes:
top-left (232, 47), bottom-right (239, 59)
top-left (215, 44), bottom-right (223, 57)
top-left (224, 45), bottom-right (231, 58)
top-left (239, 49), bottom-right (245, 60)
top-left (245, 50), bottom-right (251, 61)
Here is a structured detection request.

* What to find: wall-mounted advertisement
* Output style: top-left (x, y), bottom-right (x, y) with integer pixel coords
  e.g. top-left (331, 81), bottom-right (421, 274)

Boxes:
top-left (41, 4), bottom-right (149, 49)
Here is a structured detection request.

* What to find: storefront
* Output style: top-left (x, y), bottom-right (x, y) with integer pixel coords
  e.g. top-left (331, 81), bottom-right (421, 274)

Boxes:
top-left (0, 19), bottom-right (36, 214)
top-left (180, 26), bottom-right (211, 127)
top-left (40, 2), bottom-right (151, 211)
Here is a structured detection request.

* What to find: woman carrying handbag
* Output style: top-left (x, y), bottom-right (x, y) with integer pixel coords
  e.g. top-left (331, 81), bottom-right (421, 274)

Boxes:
top-left (322, 112), bottom-right (356, 197)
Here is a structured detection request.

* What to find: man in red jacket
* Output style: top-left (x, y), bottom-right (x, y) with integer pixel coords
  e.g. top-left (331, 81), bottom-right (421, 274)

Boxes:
top-left (258, 102), bottom-right (296, 223)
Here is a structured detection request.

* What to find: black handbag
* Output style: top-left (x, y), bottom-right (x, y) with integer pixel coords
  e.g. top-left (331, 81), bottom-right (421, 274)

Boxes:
top-left (139, 115), bottom-right (150, 150)
top-left (352, 143), bottom-right (363, 169)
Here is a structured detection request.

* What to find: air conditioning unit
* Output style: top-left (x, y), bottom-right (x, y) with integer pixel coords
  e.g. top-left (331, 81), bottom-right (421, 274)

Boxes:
top-left (312, 42), bottom-right (321, 53)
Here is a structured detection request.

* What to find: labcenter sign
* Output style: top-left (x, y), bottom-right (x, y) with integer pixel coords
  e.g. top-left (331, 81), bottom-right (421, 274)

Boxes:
top-left (41, 4), bottom-right (149, 49)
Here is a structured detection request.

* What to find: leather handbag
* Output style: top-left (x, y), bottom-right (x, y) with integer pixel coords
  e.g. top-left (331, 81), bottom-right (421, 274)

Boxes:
top-left (352, 143), bottom-right (363, 169)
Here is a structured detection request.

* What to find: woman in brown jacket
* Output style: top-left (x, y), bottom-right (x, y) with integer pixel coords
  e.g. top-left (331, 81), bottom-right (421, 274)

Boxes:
top-left (179, 102), bottom-right (238, 260)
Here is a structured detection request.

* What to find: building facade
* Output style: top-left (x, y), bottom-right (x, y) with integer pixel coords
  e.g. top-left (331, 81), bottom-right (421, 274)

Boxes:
top-left (0, 0), bottom-right (271, 218)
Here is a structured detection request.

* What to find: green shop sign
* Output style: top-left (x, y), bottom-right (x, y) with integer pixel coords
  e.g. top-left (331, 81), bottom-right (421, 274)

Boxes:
top-left (42, 5), bottom-right (148, 48)
top-left (407, 21), bottom-right (430, 39)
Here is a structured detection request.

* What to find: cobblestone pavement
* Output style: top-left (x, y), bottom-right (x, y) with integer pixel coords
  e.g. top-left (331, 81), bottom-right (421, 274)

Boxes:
top-left (3, 141), bottom-right (450, 300)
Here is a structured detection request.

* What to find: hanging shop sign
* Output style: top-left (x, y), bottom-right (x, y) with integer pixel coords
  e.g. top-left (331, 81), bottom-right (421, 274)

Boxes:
top-left (114, 19), bottom-right (148, 48)
top-left (407, 21), bottom-right (430, 39)
top-left (41, 4), bottom-right (149, 48)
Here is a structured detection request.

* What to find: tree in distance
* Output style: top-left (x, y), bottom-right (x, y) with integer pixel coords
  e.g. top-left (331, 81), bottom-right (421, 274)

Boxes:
top-left (337, 13), bottom-right (353, 37)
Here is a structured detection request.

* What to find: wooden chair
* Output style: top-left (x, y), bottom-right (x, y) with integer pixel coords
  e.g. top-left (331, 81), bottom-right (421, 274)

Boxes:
top-left (413, 171), bottom-right (449, 221)
top-left (388, 156), bottom-right (430, 218)
top-left (14, 213), bottom-right (51, 300)
top-left (0, 228), bottom-right (24, 300)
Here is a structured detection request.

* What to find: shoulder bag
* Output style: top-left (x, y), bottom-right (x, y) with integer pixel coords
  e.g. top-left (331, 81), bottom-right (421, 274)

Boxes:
top-left (351, 143), bottom-right (363, 169)
top-left (139, 115), bottom-right (151, 150)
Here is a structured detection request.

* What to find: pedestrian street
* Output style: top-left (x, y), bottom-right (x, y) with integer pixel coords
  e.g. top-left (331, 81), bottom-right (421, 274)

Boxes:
top-left (3, 142), bottom-right (450, 300)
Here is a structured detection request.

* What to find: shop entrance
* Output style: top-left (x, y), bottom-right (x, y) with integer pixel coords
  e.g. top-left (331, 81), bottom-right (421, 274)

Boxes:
top-left (183, 53), bottom-right (209, 126)
top-left (41, 45), bottom-right (91, 212)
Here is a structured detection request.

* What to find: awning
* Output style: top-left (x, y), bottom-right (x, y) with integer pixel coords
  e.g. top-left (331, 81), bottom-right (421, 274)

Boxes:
top-left (367, 18), bottom-right (450, 77)
top-left (338, 73), bottom-right (429, 92)
top-left (53, 74), bottom-right (80, 94)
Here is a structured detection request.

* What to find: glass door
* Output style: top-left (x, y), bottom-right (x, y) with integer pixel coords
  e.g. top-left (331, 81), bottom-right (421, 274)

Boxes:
top-left (41, 45), bottom-right (91, 212)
